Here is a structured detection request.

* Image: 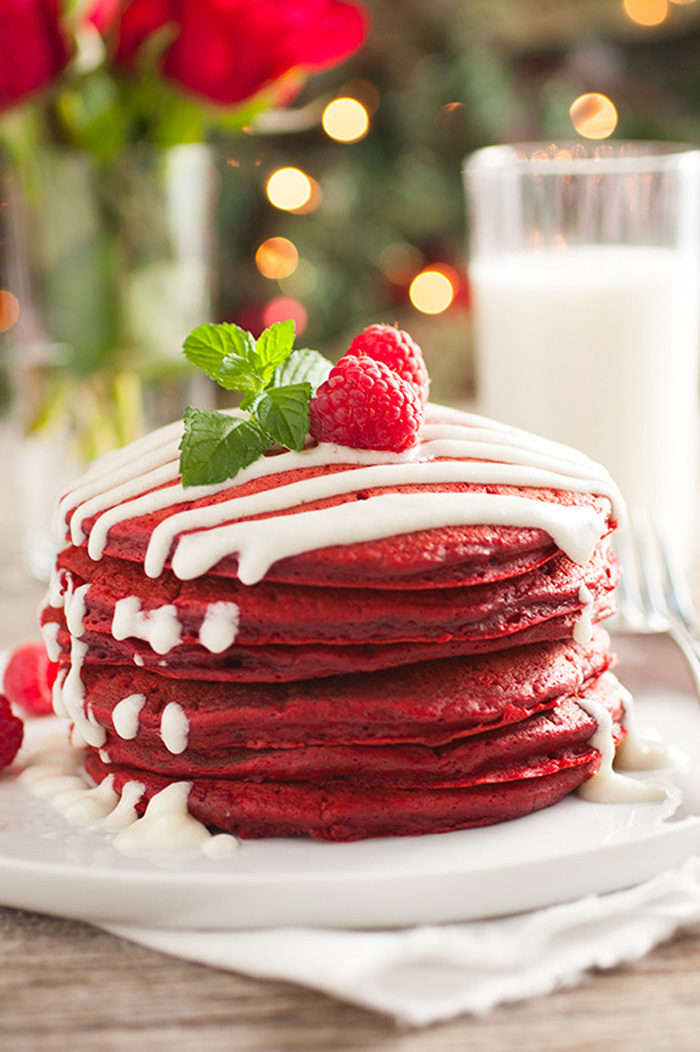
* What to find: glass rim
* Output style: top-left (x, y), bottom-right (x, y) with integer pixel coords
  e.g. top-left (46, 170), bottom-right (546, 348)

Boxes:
top-left (463, 140), bottom-right (700, 177)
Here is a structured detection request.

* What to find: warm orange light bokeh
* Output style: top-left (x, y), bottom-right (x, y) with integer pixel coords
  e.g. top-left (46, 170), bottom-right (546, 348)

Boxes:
top-left (255, 238), bottom-right (299, 280)
top-left (322, 98), bottom-right (370, 143)
top-left (0, 290), bottom-right (20, 333)
top-left (409, 268), bottom-right (456, 315)
top-left (266, 168), bottom-right (314, 211)
top-left (623, 0), bottom-right (669, 26)
top-left (569, 93), bottom-right (619, 139)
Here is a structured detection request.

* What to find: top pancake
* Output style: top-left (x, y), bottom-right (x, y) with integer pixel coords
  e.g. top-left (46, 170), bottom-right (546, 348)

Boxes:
top-left (56, 405), bottom-right (619, 590)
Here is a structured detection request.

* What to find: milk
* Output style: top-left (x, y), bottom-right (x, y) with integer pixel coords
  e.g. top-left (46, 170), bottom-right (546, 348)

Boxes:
top-left (471, 245), bottom-right (700, 562)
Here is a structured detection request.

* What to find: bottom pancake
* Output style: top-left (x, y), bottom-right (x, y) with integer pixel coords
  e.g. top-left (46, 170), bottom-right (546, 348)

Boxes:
top-left (83, 678), bottom-right (624, 841)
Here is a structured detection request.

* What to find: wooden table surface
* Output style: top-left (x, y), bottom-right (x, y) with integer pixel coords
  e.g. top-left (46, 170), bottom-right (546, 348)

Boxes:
top-left (1, 437), bottom-right (699, 1051)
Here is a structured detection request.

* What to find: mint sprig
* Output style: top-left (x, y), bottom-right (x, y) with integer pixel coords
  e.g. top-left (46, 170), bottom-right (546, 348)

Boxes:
top-left (179, 320), bottom-right (331, 487)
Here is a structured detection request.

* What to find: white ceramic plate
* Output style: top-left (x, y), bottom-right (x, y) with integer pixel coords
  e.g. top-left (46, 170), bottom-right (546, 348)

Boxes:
top-left (0, 634), bottom-right (699, 930)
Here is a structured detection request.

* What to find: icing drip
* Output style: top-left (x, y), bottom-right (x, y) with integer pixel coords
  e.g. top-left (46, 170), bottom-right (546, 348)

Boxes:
top-left (201, 834), bottom-right (239, 859)
top-left (610, 675), bottom-right (674, 770)
top-left (19, 742), bottom-right (239, 857)
top-left (64, 582), bottom-right (90, 639)
top-left (199, 602), bottom-right (240, 653)
top-left (172, 491), bottom-right (606, 585)
top-left (573, 584), bottom-right (594, 644)
top-left (47, 566), bottom-right (66, 608)
top-left (99, 780), bottom-right (145, 830)
top-left (114, 782), bottom-right (213, 853)
top-left (52, 669), bottom-right (68, 718)
top-left (41, 621), bottom-right (61, 663)
top-left (112, 694), bottom-right (146, 740)
top-left (577, 680), bottom-right (668, 803)
top-left (160, 702), bottom-right (189, 754)
top-left (112, 597), bottom-right (182, 655)
top-left (52, 776), bottom-right (119, 825)
top-left (58, 638), bottom-right (106, 747)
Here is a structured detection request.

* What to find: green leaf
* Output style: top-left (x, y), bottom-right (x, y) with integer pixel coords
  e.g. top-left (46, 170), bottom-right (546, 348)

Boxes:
top-left (183, 323), bottom-right (257, 386)
top-left (179, 408), bottom-right (266, 487)
top-left (254, 383), bottom-right (312, 452)
top-left (270, 349), bottom-right (332, 393)
top-left (255, 319), bottom-right (296, 380)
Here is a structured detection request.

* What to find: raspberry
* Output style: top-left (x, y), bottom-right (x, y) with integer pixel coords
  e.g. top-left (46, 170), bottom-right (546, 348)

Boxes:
top-left (0, 695), bottom-right (23, 771)
top-left (309, 355), bottom-right (424, 452)
top-left (347, 324), bottom-right (430, 405)
top-left (3, 643), bottom-right (58, 717)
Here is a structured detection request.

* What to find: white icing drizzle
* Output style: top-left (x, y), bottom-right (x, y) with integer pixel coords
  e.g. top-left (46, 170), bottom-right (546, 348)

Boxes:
top-left (53, 404), bottom-right (621, 587)
top-left (573, 584), bottom-right (594, 644)
top-left (64, 582), bottom-right (90, 639)
top-left (577, 677), bottom-right (668, 803)
top-left (112, 694), bottom-right (146, 740)
top-left (114, 782), bottom-right (213, 854)
top-left (199, 602), bottom-right (240, 653)
top-left (19, 741), bottom-right (239, 857)
top-left (40, 620), bottom-right (61, 663)
top-left (57, 638), bottom-right (106, 747)
top-left (160, 702), bottom-right (189, 754)
top-left (51, 669), bottom-right (69, 718)
top-left (133, 653), bottom-right (144, 667)
top-left (609, 674), bottom-right (674, 770)
top-left (99, 780), bottom-right (145, 830)
top-left (201, 833), bottom-right (239, 859)
top-left (47, 566), bottom-right (67, 609)
top-left (112, 596), bottom-right (182, 655)
top-left (174, 491), bottom-right (606, 585)
top-left (52, 776), bottom-right (119, 825)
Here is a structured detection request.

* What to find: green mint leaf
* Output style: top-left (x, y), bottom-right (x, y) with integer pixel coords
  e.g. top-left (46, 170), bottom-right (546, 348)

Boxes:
top-left (270, 348), bottom-right (332, 393)
top-left (179, 407), bottom-right (266, 487)
top-left (254, 383), bottom-right (312, 452)
top-left (183, 323), bottom-right (258, 387)
top-left (255, 319), bottom-right (296, 381)
top-left (217, 353), bottom-right (264, 393)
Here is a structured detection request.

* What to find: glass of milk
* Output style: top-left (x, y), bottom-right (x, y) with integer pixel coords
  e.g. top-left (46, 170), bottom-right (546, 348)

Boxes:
top-left (464, 142), bottom-right (700, 565)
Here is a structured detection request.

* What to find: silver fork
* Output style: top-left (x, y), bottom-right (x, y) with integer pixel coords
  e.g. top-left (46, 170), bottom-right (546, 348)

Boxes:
top-left (613, 508), bottom-right (700, 698)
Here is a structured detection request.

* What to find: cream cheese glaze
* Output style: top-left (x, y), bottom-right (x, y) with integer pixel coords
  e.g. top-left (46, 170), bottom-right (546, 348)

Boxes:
top-left (19, 737), bottom-right (239, 857)
top-left (54, 404), bottom-right (622, 583)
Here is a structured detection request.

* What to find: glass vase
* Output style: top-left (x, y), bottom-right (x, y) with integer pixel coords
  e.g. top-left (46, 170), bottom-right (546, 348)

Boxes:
top-left (0, 143), bottom-right (216, 579)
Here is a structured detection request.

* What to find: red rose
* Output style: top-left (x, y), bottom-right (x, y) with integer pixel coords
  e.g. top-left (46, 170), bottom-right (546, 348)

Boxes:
top-left (0, 0), bottom-right (69, 111)
top-left (93, 0), bottom-right (368, 107)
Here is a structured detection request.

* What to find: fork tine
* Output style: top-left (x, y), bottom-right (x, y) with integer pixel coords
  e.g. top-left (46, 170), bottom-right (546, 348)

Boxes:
top-left (650, 514), bottom-right (699, 632)
top-left (629, 507), bottom-right (672, 629)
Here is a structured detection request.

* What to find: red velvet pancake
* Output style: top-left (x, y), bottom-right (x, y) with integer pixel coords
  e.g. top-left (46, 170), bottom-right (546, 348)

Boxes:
top-left (83, 674), bottom-right (625, 840)
top-left (84, 631), bottom-right (614, 750)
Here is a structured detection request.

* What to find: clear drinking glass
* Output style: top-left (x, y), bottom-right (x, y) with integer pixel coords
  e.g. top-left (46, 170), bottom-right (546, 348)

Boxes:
top-left (464, 142), bottom-right (700, 565)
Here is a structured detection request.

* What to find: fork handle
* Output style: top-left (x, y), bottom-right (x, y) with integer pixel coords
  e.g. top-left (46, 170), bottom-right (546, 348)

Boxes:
top-left (668, 624), bottom-right (700, 698)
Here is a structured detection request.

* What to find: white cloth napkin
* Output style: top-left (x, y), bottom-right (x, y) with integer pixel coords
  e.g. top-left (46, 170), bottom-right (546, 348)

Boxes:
top-left (105, 857), bottom-right (700, 1027)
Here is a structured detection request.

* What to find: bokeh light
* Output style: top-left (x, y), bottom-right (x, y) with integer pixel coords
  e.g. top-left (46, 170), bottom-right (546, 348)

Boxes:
top-left (0, 290), bottom-right (20, 333)
top-left (266, 167), bottom-right (313, 211)
top-left (263, 296), bottom-right (308, 335)
top-left (569, 93), bottom-right (619, 139)
top-left (378, 242), bottom-right (424, 285)
top-left (279, 258), bottom-right (318, 297)
top-left (255, 237), bottom-right (299, 280)
top-left (623, 0), bottom-right (669, 26)
top-left (322, 98), bottom-right (370, 143)
top-left (409, 268), bottom-right (456, 315)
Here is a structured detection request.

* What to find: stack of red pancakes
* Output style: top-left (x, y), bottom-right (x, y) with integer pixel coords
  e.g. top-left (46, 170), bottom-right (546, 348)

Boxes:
top-left (42, 328), bottom-right (623, 841)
